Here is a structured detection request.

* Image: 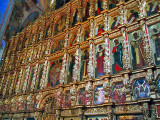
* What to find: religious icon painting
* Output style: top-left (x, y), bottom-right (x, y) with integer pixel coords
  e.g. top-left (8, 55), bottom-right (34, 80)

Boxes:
top-left (95, 44), bottom-right (105, 78)
top-left (87, 116), bottom-right (108, 120)
top-left (82, 0), bottom-right (90, 22)
top-left (47, 59), bottom-right (63, 88)
top-left (110, 37), bottom-right (123, 74)
top-left (112, 83), bottom-right (126, 104)
top-left (28, 66), bottom-right (35, 91)
top-left (95, 0), bottom-right (103, 16)
top-left (71, 9), bottom-right (78, 27)
top-left (69, 33), bottom-right (77, 47)
top-left (80, 49), bottom-right (89, 81)
top-left (146, 1), bottom-right (159, 17)
top-left (54, 14), bottom-right (67, 35)
top-left (50, 42), bottom-right (56, 54)
top-left (54, 39), bottom-right (65, 53)
top-left (64, 91), bottom-right (71, 107)
top-left (79, 89), bottom-right (87, 105)
top-left (127, 9), bottom-right (139, 24)
top-left (133, 79), bottom-right (150, 100)
top-left (95, 23), bottom-right (104, 37)
top-left (148, 23), bottom-right (160, 65)
top-left (67, 54), bottom-right (75, 83)
top-left (82, 26), bottom-right (90, 42)
top-left (36, 64), bottom-right (44, 90)
top-left (110, 16), bottom-right (121, 31)
top-left (94, 86), bottom-right (105, 104)
top-left (117, 115), bottom-right (144, 120)
top-left (108, 0), bottom-right (119, 10)
top-left (157, 76), bottom-right (160, 95)
top-left (128, 30), bottom-right (146, 70)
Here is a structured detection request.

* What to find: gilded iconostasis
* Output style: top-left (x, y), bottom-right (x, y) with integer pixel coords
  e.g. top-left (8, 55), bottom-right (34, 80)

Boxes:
top-left (0, 0), bottom-right (160, 119)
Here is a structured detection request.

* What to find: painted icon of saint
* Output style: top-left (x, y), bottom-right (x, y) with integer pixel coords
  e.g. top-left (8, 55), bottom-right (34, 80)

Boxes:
top-left (111, 17), bottom-right (121, 30)
top-left (127, 10), bottom-right (139, 24)
top-left (95, 45), bottom-right (104, 78)
top-left (147, 2), bottom-right (159, 17)
top-left (112, 39), bottom-right (123, 73)
top-left (131, 31), bottom-right (145, 69)
top-left (95, 0), bottom-right (103, 16)
top-left (151, 26), bottom-right (160, 65)
top-left (96, 24), bottom-right (104, 36)
top-left (80, 50), bottom-right (89, 81)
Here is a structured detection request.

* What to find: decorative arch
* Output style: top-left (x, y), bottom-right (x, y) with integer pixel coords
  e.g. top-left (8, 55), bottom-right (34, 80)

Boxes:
top-left (37, 93), bottom-right (55, 109)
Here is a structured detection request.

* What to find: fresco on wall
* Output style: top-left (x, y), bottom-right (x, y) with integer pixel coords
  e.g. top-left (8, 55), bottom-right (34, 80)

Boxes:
top-left (146, 1), bottom-right (159, 17)
top-left (4, 0), bottom-right (42, 41)
top-left (95, 23), bottom-right (104, 37)
top-left (110, 16), bottom-right (121, 30)
top-left (79, 89), bottom-right (87, 105)
top-left (127, 9), bottom-right (139, 24)
top-left (95, 0), bottom-right (103, 16)
top-left (47, 59), bottom-right (62, 87)
top-left (112, 83), bottom-right (126, 104)
top-left (95, 44), bottom-right (105, 78)
top-left (87, 116), bottom-right (108, 120)
top-left (110, 37), bottom-right (123, 74)
top-left (80, 49), bottom-right (89, 81)
top-left (148, 23), bottom-right (160, 65)
top-left (69, 34), bottom-right (77, 47)
top-left (108, 0), bottom-right (119, 10)
top-left (133, 79), bottom-right (150, 100)
top-left (28, 66), bottom-right (35, 91)
top-left (71, 9), bottom-right (78, 27)
top-left (54, 14), bottom-right (67, 35)
top-left (64, 91), bottom-right (71, 107)
top-left (117, 115), bottom-right (144, 120)
top-left (0, 40), bottom-right (6, 66)
top-left (94, 86), bottom-right (105, 104)
top-left (157, 76), bottom-right (160, 95)
top-left (128, 30), bottom-right (146, 70)
top-left (82, 1), bottom-right (90, 22)
top-left (37, 64), bottom-right (44, 89)
top-left (67, 54), bottom-right (75, 83)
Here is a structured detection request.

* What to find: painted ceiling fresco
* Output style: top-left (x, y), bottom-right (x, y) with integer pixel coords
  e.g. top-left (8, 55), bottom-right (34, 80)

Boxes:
top-left (3, 0), bottom-right (44, 41)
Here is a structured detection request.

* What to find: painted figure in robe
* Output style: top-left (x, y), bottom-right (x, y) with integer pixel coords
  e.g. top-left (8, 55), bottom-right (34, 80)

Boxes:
top-left (68, 55), bottom-right (75, 83)
top-left (80, 50), bottom-right (89, 81)
top-left (83, 2), bottom-right (90, 22)
top-left (96, 24), bottom-right (104, 36)
top-left (151, 27), bottom-right (160, 65)
top-left (95, 0), bottom-right (103, 16)
top-left (147, 2), bottom-right (159, 17)
top-left (111, 17), bottom-right (121, 30)
top-left (95, 45), bottom-right (104, 78)
top-left (112, 39), bottom-right (123, 73)
top-left (127, 10), bottom-right (139, 24)
top-left (131, 32), bottom-right (145, 69)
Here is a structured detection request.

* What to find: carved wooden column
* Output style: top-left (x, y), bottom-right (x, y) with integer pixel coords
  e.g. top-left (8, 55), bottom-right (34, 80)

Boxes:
top-left (3, 73), bottom-right (11, 97)
top-left (40, 60), bottom-right (49, 89)
top-left (9, 72), bottom-right (16, 96)
top-left (88, 18), bottom-right (95, 78)
top-left (22, 66), bottom-right (31, 93)
top-left (31, 63), bottom-right (39, 91)
top-left (103, 0), bottom-right (108, 10)
top-left (15, 68), bottom-right (23, 94)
